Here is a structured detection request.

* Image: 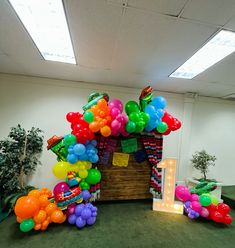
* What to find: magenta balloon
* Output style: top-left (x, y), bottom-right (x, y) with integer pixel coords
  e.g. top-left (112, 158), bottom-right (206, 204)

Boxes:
top-left (111, 119), bottom-right (121, 130)
top-left (200, 207), bottom-right (209, 218)
top-left (109, 99), bottom-right (123, 112)
top-left (191, 194), bottom-right (199, 202)
top-left (175, 185), bottom-right (191, 202)
top-left (110, 107), bottom-right (121, 118)
top-left (53, 182), bottom-right (70, 195)
top-left (191, 201), bottom-right (202, 212)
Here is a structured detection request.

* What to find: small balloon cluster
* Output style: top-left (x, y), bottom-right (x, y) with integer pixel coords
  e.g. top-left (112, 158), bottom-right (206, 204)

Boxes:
top-left (175, 184), bottom-right (233, 225)
top-left (67, 190), bottom-right (98, 229)
top-left (14, 188), bottom-right (66, 232)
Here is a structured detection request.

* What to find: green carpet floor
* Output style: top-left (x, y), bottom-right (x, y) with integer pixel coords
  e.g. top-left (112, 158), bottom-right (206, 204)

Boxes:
top-left (0, 201), bottom-right (235, 248)
top-left (222, 186), bottom-right (235, 208)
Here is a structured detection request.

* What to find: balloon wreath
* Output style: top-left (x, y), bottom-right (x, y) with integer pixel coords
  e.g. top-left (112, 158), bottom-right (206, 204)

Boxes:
top-left (14, 86), bottom-right (182, 232)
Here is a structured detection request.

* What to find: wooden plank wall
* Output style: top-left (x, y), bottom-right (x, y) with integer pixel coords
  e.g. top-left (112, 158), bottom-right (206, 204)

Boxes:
top-left (97, 135), bottom-right (152, 201)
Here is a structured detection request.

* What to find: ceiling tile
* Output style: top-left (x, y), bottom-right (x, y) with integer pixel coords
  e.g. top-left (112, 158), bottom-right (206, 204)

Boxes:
top-left (128, 0), bottom-right (188, 16)
top-left (182, 0), bottom-right (235, 26)
top-left (64, 0), bottom-right (123, 69)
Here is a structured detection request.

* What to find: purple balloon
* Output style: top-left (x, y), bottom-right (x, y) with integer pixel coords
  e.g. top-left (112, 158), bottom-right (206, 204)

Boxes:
top-left (91, 206), bottom-right (97, 212)
top-left (92, 212), bottom-right (97, 217)
top-left (68, 214), bottom-right (77, 225)
top-left (184, 201), bottom-right (191, 208)
top-left (188, 213), bottom-right (195, 219)
top-left (86, 217), bottom-right (96, 225)
top-left (82, 190), bottom-right (91, 201)
top-left (194, 212), bottom-right (200, 218)
top-left (75, 204), bottom-right (84, 217)
top-left (53, 182), bottom-right (70, 195)
top-left (81, 208), bottom-right (92, 220)
top-left (85, 203), bottom-right (93, 209)
top-left (76, 216), bottom-right (86, 229)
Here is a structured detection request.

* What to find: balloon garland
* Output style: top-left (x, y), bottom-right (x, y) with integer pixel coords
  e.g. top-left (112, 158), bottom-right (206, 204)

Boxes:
top-left (14, 86), bottom-right (184, 233)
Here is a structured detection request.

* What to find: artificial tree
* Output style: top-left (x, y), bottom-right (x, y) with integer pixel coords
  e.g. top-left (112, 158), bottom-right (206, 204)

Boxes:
top-left (191, 150), bottom-right (216, 182)
top-left (0, 125), bottom-right (43, 218)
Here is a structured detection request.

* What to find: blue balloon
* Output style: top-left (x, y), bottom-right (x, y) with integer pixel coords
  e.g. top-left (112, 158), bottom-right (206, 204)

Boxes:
top-left (79, 153), bottom-right (89, 161)
top-left (145, 124), bottom-right (153, 132)
top-left (145, 105), bottom-right (156, 117)
top-left (156, 109), bottom-right (164, 119)
top-left (91, 140), bottom-right (97, 146)
top-left (151, 96), bottom-right (166, 109)
top-left (90, 154), bottom-right (99, 163)
top-left (67, 153), bottom-right (78, 164)
top-left (73, 144), bottom-right (86, 155)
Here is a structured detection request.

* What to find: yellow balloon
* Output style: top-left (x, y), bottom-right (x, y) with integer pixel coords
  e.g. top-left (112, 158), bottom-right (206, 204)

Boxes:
top-left (85, 162), bottom-right (92, 170)
top-left (52, 161), bottom-right (69, 179)
top-left (79, 169), bottom-right (88, 179)
top-left (79, 164), bottom-right (86, 171)
top-left (69, 164), bottom-right (80, 172)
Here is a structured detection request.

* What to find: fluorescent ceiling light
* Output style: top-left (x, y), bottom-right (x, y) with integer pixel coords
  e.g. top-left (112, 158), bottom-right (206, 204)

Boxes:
top-left (169, 30), bottom-right (235, 79)
top-left (9, 0), bottom-right (76, 64)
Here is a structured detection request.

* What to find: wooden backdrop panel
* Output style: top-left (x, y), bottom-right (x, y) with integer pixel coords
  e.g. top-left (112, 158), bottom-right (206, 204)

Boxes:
top-left (97, 135), bottom-right (152, 201)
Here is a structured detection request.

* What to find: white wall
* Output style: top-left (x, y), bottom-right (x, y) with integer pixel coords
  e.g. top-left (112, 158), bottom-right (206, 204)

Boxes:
top-left (0, 73), bottom-right (234, 189)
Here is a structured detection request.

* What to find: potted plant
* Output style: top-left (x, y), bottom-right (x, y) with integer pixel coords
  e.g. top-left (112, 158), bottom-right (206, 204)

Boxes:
top-left (187, 150), bottom-right (223, 201)
top-left (191, 150), bottom-right (216, 182)
top-left (0, 125), bottom-right (43, 221)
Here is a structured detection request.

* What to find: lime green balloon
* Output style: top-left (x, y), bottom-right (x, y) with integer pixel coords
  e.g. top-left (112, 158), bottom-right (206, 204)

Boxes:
top-left (135, 121), bottom-right (145, 133)
top-left (125, 101), bottom-right (140, 115)
top-left (20, 218), bottom-right (35, 232)
top-left (129, 112), bottom-right (140, 122)
top-left (84, 111), bottom-right (94, 123)
top-left (156, 122), bottom-right (168, 133)
top-left (210, 194), bottom-right (219, 205)
top-left (199, 194), bottom-right (212, 207)
top-left (86, 169), bottom-right (101, 185)
top-left (125, 121), bottom-right (136, 133)
top-left (80, 180), bottom-right (90, 190)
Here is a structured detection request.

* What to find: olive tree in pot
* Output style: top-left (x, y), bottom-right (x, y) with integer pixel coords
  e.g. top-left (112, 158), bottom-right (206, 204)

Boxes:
top-left (191, 150), bottom-right (217, 182)
top-left (0, 125), bottom-right (43, 221)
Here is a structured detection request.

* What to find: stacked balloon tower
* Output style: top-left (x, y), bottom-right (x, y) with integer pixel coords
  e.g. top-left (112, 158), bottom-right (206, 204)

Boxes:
top-left (14, 86), bottom-right (183, 232)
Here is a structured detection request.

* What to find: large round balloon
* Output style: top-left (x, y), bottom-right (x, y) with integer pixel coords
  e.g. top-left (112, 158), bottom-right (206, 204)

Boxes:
top-left (175, 186), bottom-right (191, 202)
top-left (199, 194), bottom-right (212, 207)
top-left (86, 169), bottom-right (101, 185)
top-left (53, 182), bottom-right (70, 195)
top-left (156, 122), bottom-right (168, 133)
top-left (125, 101), bottom-right (140, 115)
top-left (15, 196), bottom-right (40, 219)
top-left (52, 161), bottom-right (69, 179)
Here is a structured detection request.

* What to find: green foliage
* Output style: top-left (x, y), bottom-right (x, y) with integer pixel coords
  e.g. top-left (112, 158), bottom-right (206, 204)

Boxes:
top-left (0, 125), bottom-right (43, 199)
top-left (191, 150), bottom-right (216, 180)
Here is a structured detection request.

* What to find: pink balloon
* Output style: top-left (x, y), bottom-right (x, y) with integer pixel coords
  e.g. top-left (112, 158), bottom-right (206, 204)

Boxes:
top-left (111, 119), bottom-right (121, 131)
top-left (110, 107), bottom-right (121, 118)
top-left (109, 99), bottom-right (123, 112)
top-left (175, 185), bottom-right (191, 202)
top-left (191, 194), bottom-right (199, 202)
top-left (53, 182), bottom-right (70, 195)
top-left (191, 201), bottom-right (202, 212)
top-left (200, 207), bottom-right (209, 218)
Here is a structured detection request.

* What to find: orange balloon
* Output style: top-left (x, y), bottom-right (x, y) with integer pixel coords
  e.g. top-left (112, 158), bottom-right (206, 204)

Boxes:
top-left (40, 187), bottom-right (52, 197)
top-left (16, 216), bottom-right (23, 223)
top-left (15, 196), bottom-right (40, 219)
top-left (97, 99), bottom-right (107, 108)
top-left (101, 125), bottom-right (111, 137)
top-left (89, 121), bottom-right (100, 132)
top-left (34, 223), bottom-right (41, 231)
top-left (33, 210), bottom-right (47, 224)
top-left (42, 220), bottom-right (49, 229)
top-left (28, 189), bottom-right (41, 198)
top-left (105, 116), bottom-right (112, 125)
top-left (39, 194), bottom-right (50, 208)
top-left (45, 203), bottom-right (58, 216)
top-left (51, 210), bottom-right (65, 223)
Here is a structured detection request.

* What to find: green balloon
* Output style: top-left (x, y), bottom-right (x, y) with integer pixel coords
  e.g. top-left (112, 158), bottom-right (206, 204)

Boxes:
top-left (86, 169), bottom-right (101, 185)
top-left (129, 112), bottom-right (140, 122)
top-left (84, 111), bottom-right (94, 123)
top-left (156, 122), bottom-right (168, 133)
top-left (64, 134), bottom-right (77, 146)
top-left (199, 194), bottom-right (212, 207)
top-left (80, 180), bottom-right (90, 190)
top-left (20, 218), bottom-right (35, 232)
top-left (125, 121), bottom-right (136, 133)
top-left (140, 112), bottom-right (150, 124)
top-left (135, 121), bottom-right (145, 133)
top-left (210, 194), bottom-right (219, 205)
top-left (125, 101), bottom-right (140, 115)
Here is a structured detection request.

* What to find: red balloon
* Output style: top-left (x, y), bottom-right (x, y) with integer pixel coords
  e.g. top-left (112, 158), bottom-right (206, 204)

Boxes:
top-left (210, 211), bottom-right (224, 223)
top-left (218, 203), bottom-right (230, 216)
top-left (171, 119), bottom-right (182, 131)
top-left (162, 129), bottom-right (171, 135)
top-left (207, 204), bottom-right (218, 212)
top-left (66, 112), bottom-right (76, 122)
top-left (223, 214), bottom-right (233, 225)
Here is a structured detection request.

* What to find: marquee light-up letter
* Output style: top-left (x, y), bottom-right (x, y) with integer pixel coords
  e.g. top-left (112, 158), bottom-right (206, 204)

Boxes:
top-left (153, 158), bottom-right (183, 214)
